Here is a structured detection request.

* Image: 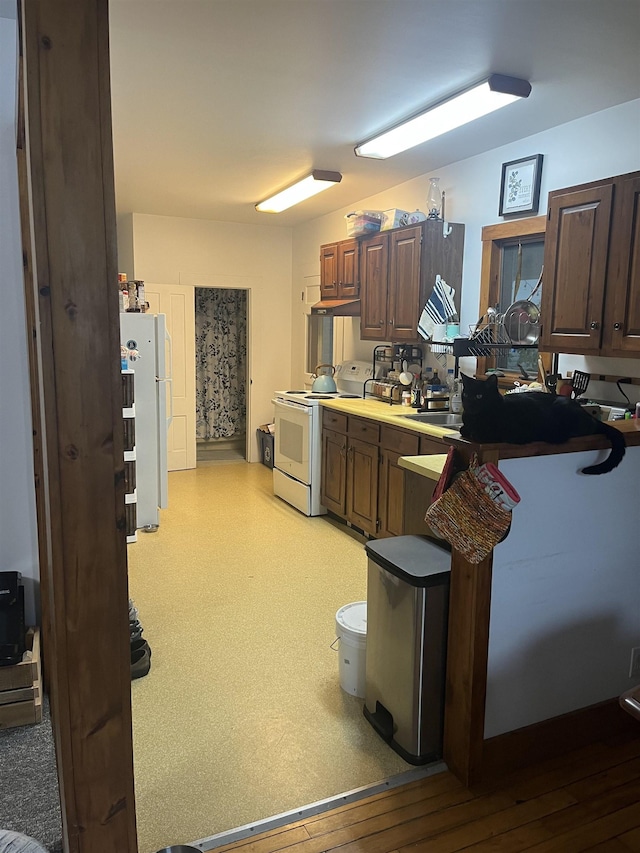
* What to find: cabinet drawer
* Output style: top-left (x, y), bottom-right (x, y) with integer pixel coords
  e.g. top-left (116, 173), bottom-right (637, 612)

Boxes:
top-left (348, 417), bottom-right (380, 443)
top-left (381, 425), bottom-right (419, 455)
top-left (419, 435), bottom-right (445, 455)
top-left (322, 409), bottom-right (348, 433)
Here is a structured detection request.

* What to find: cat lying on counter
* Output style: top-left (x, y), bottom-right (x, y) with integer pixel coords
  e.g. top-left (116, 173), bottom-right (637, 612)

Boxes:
top-left (460, 373), bottom-right (626, 475)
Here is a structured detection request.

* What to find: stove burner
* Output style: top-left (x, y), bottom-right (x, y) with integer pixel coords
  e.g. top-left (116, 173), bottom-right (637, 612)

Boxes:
top-left (285, 390), bottom-right (306, 394)
top-left (306, 394), bottom-right (334, 399)
top-left (338, 394), bottom-right (360, 398)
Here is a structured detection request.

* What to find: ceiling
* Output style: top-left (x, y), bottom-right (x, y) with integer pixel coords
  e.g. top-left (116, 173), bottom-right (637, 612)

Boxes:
top-left (108, 0), bottom-right (640, 228)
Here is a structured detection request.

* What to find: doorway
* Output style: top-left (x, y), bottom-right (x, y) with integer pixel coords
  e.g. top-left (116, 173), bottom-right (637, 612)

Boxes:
top-left (195, 287), bottom-right (248, 465)
top-left (145, 283), bottom-right (250, 470)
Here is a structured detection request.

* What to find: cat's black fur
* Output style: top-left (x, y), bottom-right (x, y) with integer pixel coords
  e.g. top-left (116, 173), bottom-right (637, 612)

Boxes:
top-left (460, 374), bottom-right (626, 475)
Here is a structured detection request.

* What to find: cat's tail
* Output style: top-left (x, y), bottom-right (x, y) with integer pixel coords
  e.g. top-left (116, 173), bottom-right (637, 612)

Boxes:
top-left (581, 421), bottom-right (626, 475)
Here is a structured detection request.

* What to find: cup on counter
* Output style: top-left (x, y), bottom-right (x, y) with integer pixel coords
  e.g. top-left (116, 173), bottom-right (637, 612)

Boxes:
top-left (445, 322), bottom-right (460, 341)
top-left (433, 323), bottom-right (446, 342)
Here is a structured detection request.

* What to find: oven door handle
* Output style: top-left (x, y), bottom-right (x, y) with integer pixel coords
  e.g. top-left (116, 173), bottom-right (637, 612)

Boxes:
top-left (272, 398), bottom-right (313, 413)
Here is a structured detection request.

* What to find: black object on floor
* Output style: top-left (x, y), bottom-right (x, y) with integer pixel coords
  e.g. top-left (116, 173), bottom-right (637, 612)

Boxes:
top-left (131, 646), bottom-right (151, 680)
top-left (130, 637), bottom-right (152, 659)
top-left (0, 697), bottom-right (62, 852)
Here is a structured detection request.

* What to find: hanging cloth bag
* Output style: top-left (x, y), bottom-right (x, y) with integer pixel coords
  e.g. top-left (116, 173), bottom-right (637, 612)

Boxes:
top-left (425, 454), bottom-right (521, 564)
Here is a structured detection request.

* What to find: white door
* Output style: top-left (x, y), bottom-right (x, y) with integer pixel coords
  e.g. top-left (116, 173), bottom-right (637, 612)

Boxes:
top-left (145, 284), bottom-right (196, 470)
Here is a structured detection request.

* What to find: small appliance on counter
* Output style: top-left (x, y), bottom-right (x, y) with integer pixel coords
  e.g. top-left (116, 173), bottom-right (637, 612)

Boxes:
top-left (0, 572), bottom-right (25, 666)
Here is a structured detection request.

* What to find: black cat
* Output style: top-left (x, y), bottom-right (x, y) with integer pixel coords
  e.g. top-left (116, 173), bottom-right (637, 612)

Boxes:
top-left (460, 373), bottom-right (626, 475)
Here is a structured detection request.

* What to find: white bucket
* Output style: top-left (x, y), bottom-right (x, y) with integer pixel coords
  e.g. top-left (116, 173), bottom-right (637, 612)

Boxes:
top-left (335, 601), bottom-right (367, 698)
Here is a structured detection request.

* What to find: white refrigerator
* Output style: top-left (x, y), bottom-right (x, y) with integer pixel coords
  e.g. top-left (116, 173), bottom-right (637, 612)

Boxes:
top-left (120, 313), bottom-right (171, 529)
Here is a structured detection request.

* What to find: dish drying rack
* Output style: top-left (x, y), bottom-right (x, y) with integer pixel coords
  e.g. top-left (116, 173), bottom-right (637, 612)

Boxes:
top-left (428, 311), bottom-right (538, 375)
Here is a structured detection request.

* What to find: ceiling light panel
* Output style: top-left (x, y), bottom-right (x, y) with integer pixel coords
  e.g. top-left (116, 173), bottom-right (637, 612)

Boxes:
top-left (355, 75), bottom-right (532, 160)
top-left (256, 170), bottom-right (342, 213)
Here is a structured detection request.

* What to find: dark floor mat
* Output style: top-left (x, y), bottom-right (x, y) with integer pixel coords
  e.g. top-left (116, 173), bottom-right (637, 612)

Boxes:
top-left (0, 697), bottom-right (62, 853)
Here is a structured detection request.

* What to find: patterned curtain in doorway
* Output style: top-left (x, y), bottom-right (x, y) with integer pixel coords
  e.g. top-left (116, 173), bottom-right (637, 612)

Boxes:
top-left (195, 288), bottom-right (247, 440)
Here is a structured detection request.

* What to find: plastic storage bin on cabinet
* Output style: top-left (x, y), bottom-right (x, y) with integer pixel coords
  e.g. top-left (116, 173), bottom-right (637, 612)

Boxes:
top-left (364, 535), bottom-right (451, 765)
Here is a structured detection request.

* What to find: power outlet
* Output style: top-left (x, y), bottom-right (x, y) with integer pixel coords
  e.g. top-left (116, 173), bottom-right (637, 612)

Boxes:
top-left (629, 647), bottom-right (640, 679)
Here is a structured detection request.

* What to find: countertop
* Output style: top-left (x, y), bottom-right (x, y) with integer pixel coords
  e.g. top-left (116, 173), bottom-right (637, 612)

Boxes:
top-left (319, 397), bottom-right (459, 439)
top-left (398, 454), bottom-right (448, 480)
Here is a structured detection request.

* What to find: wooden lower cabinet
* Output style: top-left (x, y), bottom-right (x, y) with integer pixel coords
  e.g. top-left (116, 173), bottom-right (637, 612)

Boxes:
top-left (378, 425), bottom-right (420, 538)
top-left (378, 448), bottom-right (407, 538)
top-left (321, 428), bottom-right (347, 516)
top-left (321, 410), bottom-right (443, 538)
top-left (347, 437), bottom-right (379, 535)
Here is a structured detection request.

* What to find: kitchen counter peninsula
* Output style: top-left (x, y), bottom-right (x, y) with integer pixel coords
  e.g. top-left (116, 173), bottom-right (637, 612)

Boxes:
top-left (414, 418), bottom-right (640, 786)
top-left (443, 416), bottom-right (640, 459)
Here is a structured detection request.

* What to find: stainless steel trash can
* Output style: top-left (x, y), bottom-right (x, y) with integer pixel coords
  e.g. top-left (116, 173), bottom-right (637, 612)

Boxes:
top-left (364, 535), bottom-right (450, 765)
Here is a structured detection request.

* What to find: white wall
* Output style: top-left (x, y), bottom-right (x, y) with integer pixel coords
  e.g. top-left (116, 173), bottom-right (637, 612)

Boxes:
top-left (291, 99), bottom-right (640, 391)
top-left (125, 213), bottom-right (293, 462)
top-left (486, 447), bottom-right (640, 738)
top-left (0, 13), bottom-right (40, 625)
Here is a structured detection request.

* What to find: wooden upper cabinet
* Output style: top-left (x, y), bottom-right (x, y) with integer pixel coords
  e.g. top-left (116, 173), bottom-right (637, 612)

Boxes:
top-left (360, 220), bottom-right (465, 343)
top-left (360, 232), bottom-right (389, 339)
top-left (320, 243), bottom-right (339, 298)
top-left (320, 239), bottom-right (360, 299)
top-left (602, 172), bottom-right (640, 355)
top-left (540, 182), bottom-right (613, 354)
top-left (338, 240), bottom-right (359, 298)
top-left (540, 170), bottom-right (640, 357)
top-left (388, 225), bottom-right (422, 340)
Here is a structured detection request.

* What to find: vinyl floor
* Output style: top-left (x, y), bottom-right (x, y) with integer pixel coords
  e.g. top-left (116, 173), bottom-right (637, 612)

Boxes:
top-left (127, 462), bottom-right (412, 853)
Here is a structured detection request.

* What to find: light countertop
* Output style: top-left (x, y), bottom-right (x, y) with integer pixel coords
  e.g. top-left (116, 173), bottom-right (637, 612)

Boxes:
top-left (398, 454), bottom-right (448, 480)
top-left (320, 397), bottom-right (460, 439)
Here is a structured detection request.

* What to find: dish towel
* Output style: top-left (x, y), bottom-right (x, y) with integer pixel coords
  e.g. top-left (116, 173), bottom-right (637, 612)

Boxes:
top-left (418, 275), bottom-right (457, 340)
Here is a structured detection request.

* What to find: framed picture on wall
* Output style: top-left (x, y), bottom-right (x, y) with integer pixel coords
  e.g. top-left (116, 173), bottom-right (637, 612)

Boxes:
top-left (499, 154), bottom-right (544, 216)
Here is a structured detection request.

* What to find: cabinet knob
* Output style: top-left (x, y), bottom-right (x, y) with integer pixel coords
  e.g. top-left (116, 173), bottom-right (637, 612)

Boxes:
top-left (614, 322), bottom-right (622, 331)
top-left (590, 321), bottom-right (600, 330)
top-left (379, 320), bottom-right (384, 326)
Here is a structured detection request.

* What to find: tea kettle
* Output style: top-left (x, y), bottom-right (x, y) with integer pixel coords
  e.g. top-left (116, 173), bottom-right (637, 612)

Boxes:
top-left (311, 364), bottom-right (337, 393)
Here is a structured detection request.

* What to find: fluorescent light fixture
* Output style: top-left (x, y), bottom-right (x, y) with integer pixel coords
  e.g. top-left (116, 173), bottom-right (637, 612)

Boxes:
top-left (355, 74), bottom-right (532, 159)
top-left (256, 169), bottom-right (342, 213)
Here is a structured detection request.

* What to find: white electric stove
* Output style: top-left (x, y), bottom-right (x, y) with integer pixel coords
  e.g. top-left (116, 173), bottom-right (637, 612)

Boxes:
top-left (271, 362), bottom-right (372, 516)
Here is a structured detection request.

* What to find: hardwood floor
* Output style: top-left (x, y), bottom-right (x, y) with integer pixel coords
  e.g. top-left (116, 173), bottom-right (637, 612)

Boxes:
top-left (214, 730), bottom-right (640, 853)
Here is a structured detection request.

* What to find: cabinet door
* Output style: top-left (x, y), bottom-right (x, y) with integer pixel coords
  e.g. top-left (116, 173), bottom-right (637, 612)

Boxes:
top-left (321, 428), bottom-right (347, 517)
top-left (388, 226), bottom-right (422, 341)
top-left (420, 220), bottom-right (465, 320)
top-left (602, 173), bottom-right (640, 355)
top-left (540, 183), bottom-right (613, 354)
top-left (338, 239), bottom-right (359, 298)
top-left (320, 243), bottom-right (339, 298)
top-left (378, 448), bottom-right (407, 538)
top-left (360, 233), bottom-right (389, 340)
top-left (346, 437), bottom-right (379, 535)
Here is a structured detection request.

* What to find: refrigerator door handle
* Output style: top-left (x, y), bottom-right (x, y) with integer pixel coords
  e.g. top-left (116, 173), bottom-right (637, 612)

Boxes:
top-left (157, 378), bottom-right (170, 510)
top-left (154, 313), bottom-right (172, 381)
top-left (165, 377), bottom-right (174, 426)
top-left (164, 325), bottom-right (173, 382)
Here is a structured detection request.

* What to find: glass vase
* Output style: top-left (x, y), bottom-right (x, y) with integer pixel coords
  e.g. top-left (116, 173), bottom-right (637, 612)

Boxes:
top-left (427, 177), bottom-right (442, 219)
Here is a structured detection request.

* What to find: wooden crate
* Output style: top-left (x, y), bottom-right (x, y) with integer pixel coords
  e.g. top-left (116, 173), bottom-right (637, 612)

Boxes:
top-left (0, 627), bottom-right (42, 729)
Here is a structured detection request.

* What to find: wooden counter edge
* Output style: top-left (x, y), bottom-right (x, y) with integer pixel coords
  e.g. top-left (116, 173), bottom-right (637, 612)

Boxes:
top-left (444, 418), bottom-right (639, 460)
